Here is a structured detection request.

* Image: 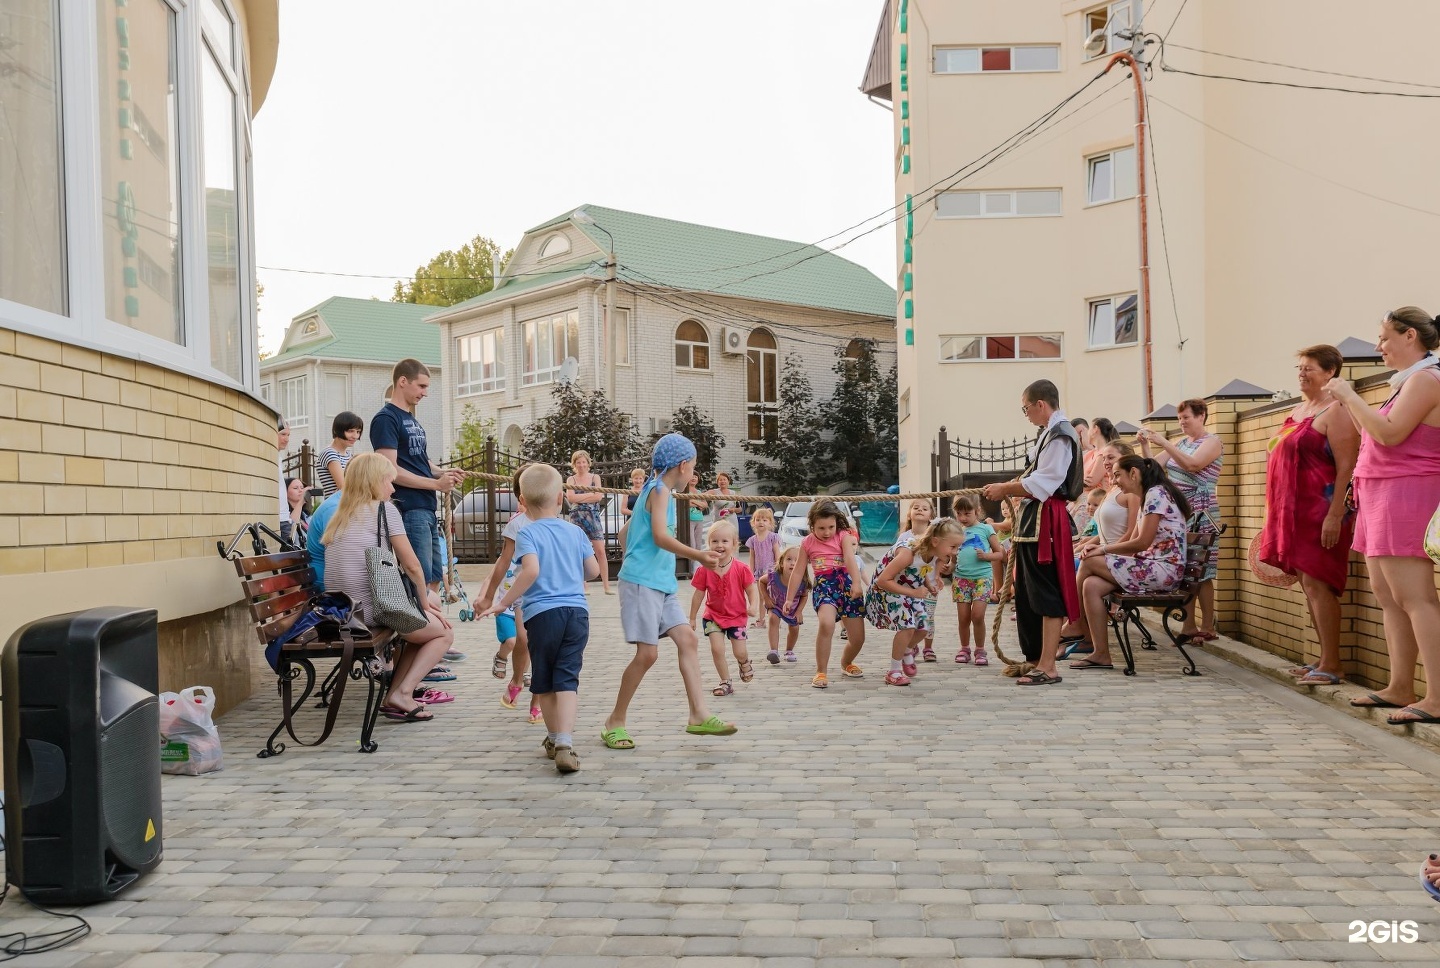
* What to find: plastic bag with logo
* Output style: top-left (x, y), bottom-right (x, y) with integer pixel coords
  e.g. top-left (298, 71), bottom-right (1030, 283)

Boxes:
top-left (158, 686), bottom-right (224, 775)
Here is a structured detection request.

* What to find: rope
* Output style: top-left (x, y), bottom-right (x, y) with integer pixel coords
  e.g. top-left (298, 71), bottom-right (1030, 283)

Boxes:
top-left (988, 497), bottom-right (1030, 676)
top-left (455, 469), bottom-right (990, 505)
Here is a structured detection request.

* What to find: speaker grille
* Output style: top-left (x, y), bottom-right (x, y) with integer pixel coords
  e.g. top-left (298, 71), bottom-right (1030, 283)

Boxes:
top-left (100, 701), bottom-right (162, 870)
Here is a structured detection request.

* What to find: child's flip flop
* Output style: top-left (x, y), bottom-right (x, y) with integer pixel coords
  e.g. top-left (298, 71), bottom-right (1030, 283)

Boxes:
top-left (600, 727), bottom-right (635, 750)
top-left (685, 715), bottom-right (738, 736)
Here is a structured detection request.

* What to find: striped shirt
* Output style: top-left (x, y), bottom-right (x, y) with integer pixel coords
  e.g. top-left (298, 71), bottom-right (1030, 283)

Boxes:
top-left (317, 447), bottom-right (352, 496)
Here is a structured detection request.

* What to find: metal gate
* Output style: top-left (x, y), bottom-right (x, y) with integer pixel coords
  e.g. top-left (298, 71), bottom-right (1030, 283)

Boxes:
top-left (931, 426), bottom-right (1034, 521)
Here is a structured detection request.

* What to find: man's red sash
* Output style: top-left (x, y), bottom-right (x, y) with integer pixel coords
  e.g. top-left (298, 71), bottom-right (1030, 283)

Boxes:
top-left (1036, 496), bottom-right (1080, 624)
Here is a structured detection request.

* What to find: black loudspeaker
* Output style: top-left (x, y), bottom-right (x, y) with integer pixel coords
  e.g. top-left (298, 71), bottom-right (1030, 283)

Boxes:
top-left (3, 607), bottom-right (164, 904)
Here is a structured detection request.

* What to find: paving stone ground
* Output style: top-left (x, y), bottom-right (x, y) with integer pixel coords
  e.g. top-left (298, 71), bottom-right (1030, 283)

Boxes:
top-left (18, 574), bottom-right (1440, 967)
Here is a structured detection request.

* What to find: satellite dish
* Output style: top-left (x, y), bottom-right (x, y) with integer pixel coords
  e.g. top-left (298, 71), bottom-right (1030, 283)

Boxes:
top-left (558, 357), bottom-right (579, 383)
top-left (1083, 27), bottom-right (1107, 56)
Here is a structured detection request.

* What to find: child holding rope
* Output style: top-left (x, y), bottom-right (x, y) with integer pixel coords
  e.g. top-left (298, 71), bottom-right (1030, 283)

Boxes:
top-left (952, 495), bottom-right (1005, 665)
top-left (867, 519), bottom-right (966, 686)
top-left (786, 500), bottom-right (867, 689)
top-left (896, 499), bottom-right (940, 663)
top-left (766, 546), bottom-right (808, 663)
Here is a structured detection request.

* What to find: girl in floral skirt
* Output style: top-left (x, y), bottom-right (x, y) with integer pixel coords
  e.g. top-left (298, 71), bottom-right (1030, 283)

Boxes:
top-left (866, 519), bottom-right (966, 686)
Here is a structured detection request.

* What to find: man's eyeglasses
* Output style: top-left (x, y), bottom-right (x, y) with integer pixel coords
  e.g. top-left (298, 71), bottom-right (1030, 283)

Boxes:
top-left (1020, 400), bottom-right (1035, 415)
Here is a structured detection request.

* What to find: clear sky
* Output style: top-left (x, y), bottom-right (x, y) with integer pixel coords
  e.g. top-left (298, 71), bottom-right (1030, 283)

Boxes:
top-left (253, 0), bottom-right (896, 355)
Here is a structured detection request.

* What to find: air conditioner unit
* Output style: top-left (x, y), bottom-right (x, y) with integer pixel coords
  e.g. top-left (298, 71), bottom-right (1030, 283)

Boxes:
top-left (648, 417), bottom-right (672, 435)
top-left (721, 326), bottom-right (745, 355)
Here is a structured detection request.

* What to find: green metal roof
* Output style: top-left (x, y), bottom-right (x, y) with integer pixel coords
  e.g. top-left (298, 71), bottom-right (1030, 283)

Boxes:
top-left (435, 205), bottom-right (896, 320)
top-left (262, 297), bottom-right (442, 368)
top-left (427, 262), bottom-right (603, 317)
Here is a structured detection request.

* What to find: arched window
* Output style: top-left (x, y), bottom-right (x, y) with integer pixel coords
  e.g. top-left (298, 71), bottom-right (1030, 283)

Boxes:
top-left (843, 338), bottom-right (871, 362)
top-left (674, 320), bottom-right (710, 370)
top-left (502, 424), bottom-right (524, 456)
top-left (746, 328), bottom-right (779, 442)
top-left (539, 233), bottom-right (571, 260)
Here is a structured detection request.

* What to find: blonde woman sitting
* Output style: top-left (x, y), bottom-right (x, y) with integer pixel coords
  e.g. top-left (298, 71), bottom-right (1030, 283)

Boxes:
top-left (321, 453), bottom-right (456, 722)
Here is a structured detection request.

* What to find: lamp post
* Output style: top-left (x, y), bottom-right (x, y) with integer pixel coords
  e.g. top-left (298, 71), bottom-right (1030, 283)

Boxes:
top-left (572, 208), bottom-right (617, 399)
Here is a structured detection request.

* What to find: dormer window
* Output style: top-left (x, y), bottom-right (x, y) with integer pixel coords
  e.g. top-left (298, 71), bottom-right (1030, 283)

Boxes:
top-left (539, 233), bottom-right (571, 260)
top-left (299, 317), bottom-right (318, 338)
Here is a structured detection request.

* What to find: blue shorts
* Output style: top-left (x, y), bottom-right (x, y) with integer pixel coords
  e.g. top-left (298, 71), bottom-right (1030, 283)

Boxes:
top-left (495, 612), bottom-right (516, 644)
top-left (523, 606), bottom-right (589, 694)
top-left (402, 509), bottom-right (444, 585)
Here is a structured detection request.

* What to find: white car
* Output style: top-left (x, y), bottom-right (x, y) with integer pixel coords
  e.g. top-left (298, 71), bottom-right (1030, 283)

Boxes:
top-left (777, 500), bottom-right (863, 550)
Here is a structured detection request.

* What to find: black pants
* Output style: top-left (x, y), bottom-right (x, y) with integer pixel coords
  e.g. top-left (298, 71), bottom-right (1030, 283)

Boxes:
top-left (1015, 540), bottom-right (1067, 664)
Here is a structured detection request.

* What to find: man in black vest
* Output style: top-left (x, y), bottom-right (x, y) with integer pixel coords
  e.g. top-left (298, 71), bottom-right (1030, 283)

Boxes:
top-left (982, 379), bottom-right (1084, 685)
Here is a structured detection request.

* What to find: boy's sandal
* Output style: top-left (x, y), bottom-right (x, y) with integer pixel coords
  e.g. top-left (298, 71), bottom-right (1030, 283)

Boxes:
top-left (922, 647), bottom-right (937, 662)
top-left (712, 680), bottom-right (733, 697)
top-left (738, 660), bottom-right (755, 683)
top-left (541, 737), bottom-right (556, 759)
top-left (811, 672), bottom-right (829, 689)
top-left (491, 653), bottom-right (507, 679)
top-left (685, 715), bottom-right (738, 736)
top-left (600, 726), bottom-right (636, 750)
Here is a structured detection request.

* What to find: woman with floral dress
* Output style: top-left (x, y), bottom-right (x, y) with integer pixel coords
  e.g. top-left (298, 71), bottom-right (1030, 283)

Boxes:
top-left (1065, 456), bottom-right (1192, 670)
top-left (1139, 399), bottom-right (1222, 641)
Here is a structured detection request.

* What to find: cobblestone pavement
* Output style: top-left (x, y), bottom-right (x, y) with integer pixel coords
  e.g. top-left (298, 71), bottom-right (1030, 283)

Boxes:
top-left (22, 582), bottom-right (1440, 967)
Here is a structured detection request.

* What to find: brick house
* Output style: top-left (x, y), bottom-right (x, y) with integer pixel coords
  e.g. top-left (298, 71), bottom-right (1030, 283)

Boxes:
top-left (260, 297), bottom-right (444, 463)
top-left (428, 205), bottom-right (898, 478)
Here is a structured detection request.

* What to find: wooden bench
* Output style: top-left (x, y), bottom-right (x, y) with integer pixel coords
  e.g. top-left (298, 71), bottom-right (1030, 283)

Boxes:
top-left (1106, 529), bottom-right (1219, 677)
top-left (224, 525), bottom-right (394, 757)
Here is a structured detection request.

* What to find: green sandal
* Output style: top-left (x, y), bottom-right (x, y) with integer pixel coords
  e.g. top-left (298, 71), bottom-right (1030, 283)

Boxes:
top-left (600, 726), bottom-right (635, 750)
top-left (685, 715), bottom-right (738, 736)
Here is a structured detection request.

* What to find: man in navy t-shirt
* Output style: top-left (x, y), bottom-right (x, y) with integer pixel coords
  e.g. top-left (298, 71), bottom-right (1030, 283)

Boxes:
top-left (370, 359), bottom-right (463, 592)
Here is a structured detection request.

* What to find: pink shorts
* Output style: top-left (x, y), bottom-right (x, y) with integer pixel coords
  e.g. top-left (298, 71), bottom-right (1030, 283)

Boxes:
top-left (1352, 475), bottom-right (1440, 559)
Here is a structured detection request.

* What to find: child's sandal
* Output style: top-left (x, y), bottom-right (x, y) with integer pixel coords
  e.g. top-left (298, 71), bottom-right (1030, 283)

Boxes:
top-left (738, 660), bottom-right (755, 683)
top-left (491, 653), bottom-right (507, 679)
top-left (712, 680), bottom-right (733, 697)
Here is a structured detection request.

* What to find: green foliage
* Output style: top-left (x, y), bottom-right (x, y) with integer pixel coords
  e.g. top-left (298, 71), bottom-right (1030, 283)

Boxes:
top-left (521, 380), bottom-right (643, 468)
top-left (656, 398), bottom-right (726, 486)
top-left (827, 339), bottom-right (897, 489)
top-left (392, 235), bottom-right (513, 308)
top-left (744, 352), bottom-right (831, 493)
top-left (450, 404), bottom-right (496, 495)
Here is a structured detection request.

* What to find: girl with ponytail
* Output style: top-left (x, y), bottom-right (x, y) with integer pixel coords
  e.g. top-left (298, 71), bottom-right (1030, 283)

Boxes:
top-left (1062, 455), bottom-right (1191, 670)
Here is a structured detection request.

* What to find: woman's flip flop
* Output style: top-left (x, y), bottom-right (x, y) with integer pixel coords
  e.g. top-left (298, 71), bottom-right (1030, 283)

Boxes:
top-left (600, 727), bottom-right (635, 750)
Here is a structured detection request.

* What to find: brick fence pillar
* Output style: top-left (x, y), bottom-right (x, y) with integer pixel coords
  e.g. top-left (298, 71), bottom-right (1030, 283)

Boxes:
top-left (1203, 381), bottom-right (1276, 635)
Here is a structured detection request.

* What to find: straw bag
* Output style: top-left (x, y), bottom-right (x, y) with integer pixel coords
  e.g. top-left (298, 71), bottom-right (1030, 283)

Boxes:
top-left (1425, 500), bottom-right (1440, 565)
top-left (1248, 531), bottom-right (1298, 588)
top-left (366, 504), bottom-right (429, 633)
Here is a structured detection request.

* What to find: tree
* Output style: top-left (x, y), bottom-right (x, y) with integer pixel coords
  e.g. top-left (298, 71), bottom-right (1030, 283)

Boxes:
top-left (392, 235), bottom-right (513, 308)
top-left (744, 352), bottom-right (830, 494)
top-left (827, 339), bottom-right (895, 489)
top-left (521, 380), bottom-right (643, 468)
top-left (450, 404), bottom-right (496, 495)
top-left (663, 398), bottom-right (726, 486)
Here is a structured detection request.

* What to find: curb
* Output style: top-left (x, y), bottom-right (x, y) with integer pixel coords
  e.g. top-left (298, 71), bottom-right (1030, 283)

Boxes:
top-left (1203, 633), bottom-right (1440, 755)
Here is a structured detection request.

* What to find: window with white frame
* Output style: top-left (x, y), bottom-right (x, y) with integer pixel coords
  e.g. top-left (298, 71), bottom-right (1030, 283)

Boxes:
top-left (1084, 1), bottom-right (1135, 59)
top-left (457, 328), bottom-right (506, 395)
top-left (899, 389), bottom-right (911, 422)
top-left (539, 234), bottom-right (571, 260)
top-left (674, 319), bottom-right (710, 370)
top-left (279, 375), bottom-right (308, 429)
top-left (259, 382), bottom-right (272, 402)
top-left (937, 189), bottom-right (1062, 219)
top-left (607, 307), bottom-right (632, 366)
top-left (1087, 294), bottom-right (1138, 348)
top-left (0, 0), bottom-right (260, 391)
top-left (1087, 146), bottom-right (1137, 204)
top-left (522, 310), bottom-right (579, 386)
top-left (934, 46), bottom-right (1060, 74)
top-left (939, 334), bottom-right (1063, 362)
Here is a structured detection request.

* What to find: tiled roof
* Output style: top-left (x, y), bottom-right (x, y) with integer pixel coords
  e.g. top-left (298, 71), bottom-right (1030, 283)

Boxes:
top-left (460, 205), bottom-right (897, 319)
top-left (262, 297), bottom-right (442, 369)
top-left (425, 263), bottom-right (602, 318)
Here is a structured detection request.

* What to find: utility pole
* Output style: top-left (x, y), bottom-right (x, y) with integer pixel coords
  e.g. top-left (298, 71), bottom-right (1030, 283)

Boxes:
top-left (571, 208), bottom-right (618, 398)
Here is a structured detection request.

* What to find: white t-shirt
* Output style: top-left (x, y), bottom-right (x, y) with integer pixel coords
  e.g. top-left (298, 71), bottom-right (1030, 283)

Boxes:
top-left (278, 455), bottom-right (290, 524)
top-left (494, 512), bottom-right (532, 612)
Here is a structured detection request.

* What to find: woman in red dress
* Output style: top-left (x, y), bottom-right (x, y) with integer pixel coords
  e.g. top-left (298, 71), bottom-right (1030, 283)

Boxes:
top-left (1256, 344), bottom-right (1359, 685)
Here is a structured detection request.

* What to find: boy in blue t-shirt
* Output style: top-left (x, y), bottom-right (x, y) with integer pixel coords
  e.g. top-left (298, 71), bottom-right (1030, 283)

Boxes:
top-left (481, 463), bottom-right (597, 774)
top-left (600, 433), bottom-right (736, 753)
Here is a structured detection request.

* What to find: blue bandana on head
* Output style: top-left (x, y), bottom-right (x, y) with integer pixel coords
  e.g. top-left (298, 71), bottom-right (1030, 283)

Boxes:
top-left (651, 432), bottom-right (696, 474)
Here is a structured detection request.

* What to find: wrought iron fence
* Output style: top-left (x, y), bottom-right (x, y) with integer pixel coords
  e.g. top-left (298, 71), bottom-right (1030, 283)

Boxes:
top-left (931, 425), bottom-right (1034, 519)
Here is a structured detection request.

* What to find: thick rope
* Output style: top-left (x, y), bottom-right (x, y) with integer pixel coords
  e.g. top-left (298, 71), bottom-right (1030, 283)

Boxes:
top-left (454, 469), bottom-right (986, 504)
top-left (988, 497), bottom-right (1031, 676)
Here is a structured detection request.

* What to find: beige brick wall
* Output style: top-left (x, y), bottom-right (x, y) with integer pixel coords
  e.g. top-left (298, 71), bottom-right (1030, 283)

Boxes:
top-left (1230, 378), bottom-right (1436, 692)
top-left (0, 329), bottom-right (280, 713)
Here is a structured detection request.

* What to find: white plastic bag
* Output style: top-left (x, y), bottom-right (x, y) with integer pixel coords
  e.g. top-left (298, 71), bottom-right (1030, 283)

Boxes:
top-left (159, 686), bottom-right (224, 775)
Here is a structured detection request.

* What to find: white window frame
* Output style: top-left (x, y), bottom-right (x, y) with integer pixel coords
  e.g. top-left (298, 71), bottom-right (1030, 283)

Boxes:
top-left (1084, 1), bottom-right (1135, 61)
top-left (1086, 146), bottom-right (1137, 206)
top-left (456, 327), bottom-right (507, 396)
top-left (608, 307), bottom-right (632, 367)
top-left (936, 189), bottom-right (1063, 219)
top-left (538, 233), bottom-right (571, 260)
top-left (933, 45), bottom-right (1061, 75)
top-left (1087, 294), bottom-right (1139, 350)
top-left (521, 309), bottom-right (579, 386)
top-left (939, 334), bottom-right (1064, 363)
top-left (674, 319), bottom-right (711, 371)
top-left (279, 374), bottom-right (309, 430)
top-left (0, 0), bottom-right (262, 398)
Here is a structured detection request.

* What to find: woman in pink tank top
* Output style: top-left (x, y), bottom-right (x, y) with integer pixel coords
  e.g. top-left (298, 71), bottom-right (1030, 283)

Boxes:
top-left (1324, 307), bottom-right (1440, 726)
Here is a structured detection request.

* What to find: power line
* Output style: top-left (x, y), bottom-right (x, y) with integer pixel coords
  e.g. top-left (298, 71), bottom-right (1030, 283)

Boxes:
top-left (257, 261), bottom-right (601, 282)
top-left (1146, 92), bottom-right (1440, 219)
top-left (1141, 83), bottom-right (1185, 347)
top-left (1164, 41), bottom-right (1440, 90)
top-left (1157, 40), bottom-right (1440, 97)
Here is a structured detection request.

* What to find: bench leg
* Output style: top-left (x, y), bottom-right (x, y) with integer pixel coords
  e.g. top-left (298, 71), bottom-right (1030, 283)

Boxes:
top-left (356, 654), bottom-right (386, 754)
top-left (315, 660), bottom-right (343, 709)
top-left (1161, 604), bottom-right (1201, 676)
top-left (259, 658), bottom-right (316, 758)
top-left (1111, 606), bottom-right (1138, 676)
top-left (1134, 611), bottom-right (1158, 651)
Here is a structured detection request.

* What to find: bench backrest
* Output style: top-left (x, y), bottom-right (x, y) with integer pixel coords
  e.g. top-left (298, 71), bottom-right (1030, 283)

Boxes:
top-left (232, 550), bottom-right (318, 646)
top-left (1175, 530), bottom-right (1216, 599)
